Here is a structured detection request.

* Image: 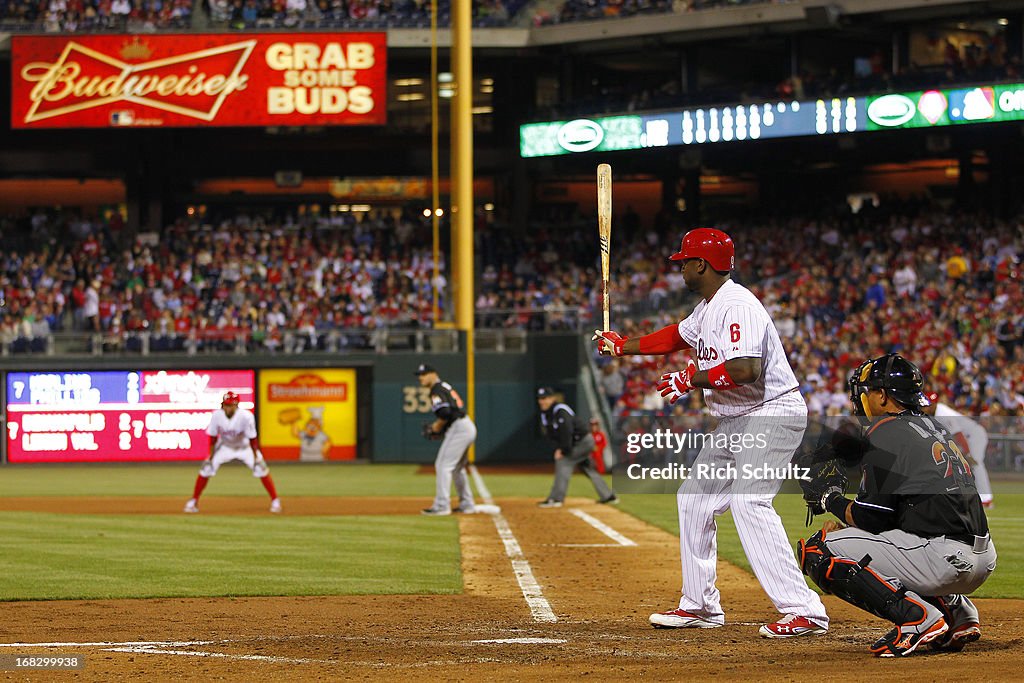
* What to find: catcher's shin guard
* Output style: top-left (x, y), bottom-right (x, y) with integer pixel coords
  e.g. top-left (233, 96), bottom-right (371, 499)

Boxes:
top-left (798, 532), bottom-right (930, 626)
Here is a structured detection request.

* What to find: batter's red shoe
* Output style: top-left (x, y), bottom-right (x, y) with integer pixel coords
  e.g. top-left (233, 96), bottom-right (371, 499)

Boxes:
top-left (649, 609), bottom-right (723, 629)
top-left (759, 614), bottom-right (828, 638)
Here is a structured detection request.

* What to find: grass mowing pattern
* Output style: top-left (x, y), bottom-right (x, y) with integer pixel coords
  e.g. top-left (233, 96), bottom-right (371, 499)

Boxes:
top-left (0, 511), bottom-right (461, 601)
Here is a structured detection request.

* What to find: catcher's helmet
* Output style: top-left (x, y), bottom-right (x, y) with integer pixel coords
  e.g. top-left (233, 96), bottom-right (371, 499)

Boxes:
top-left (221, 391), bottom-right (241, 406)
top-left (848, 354), bottom-right (930, 416)
top-left (669, 228), bottom-right (735, 272)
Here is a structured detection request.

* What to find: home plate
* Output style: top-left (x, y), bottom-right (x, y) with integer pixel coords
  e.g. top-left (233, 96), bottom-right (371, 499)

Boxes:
top-left (472, 638), bottom-right (567, 645)
top-left (468, 504), bottom-right (502, 515)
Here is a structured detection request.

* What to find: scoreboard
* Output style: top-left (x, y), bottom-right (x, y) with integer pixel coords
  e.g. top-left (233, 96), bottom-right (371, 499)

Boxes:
top-left (5, 370), bottom-right (255, 463)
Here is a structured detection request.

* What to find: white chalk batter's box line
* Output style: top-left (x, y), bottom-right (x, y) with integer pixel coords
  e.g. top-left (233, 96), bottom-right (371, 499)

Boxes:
top-left (0, 637), bottom-right (571, 666)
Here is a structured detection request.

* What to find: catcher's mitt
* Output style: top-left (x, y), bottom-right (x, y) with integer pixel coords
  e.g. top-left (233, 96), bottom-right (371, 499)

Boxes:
top-left (421, 422), bottom-right (443, 441)
top-left (797, 452), bottom-right (849, 526)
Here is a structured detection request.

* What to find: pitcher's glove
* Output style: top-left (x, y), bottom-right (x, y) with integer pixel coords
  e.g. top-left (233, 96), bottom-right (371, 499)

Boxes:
top-left (422, 422), bottom-right (443, 441)
top-left (799, 457), bottom-right (848, 517)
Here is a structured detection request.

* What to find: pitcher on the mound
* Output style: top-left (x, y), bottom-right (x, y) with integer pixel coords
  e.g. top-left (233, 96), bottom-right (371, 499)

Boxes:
top-left (594, 228), bottom-right (828, 638)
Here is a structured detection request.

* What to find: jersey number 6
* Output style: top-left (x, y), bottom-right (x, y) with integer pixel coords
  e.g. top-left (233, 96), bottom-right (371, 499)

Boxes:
top-left (729, 323), bottom-right (741, 343)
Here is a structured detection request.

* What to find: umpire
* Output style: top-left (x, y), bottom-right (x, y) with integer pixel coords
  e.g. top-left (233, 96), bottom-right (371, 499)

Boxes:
top-left (799, 354), bottom-right (996, 657)
top-left (536, 387), bottom-right (618, 508)
top-left (416, 364), bottom-right (477, 516)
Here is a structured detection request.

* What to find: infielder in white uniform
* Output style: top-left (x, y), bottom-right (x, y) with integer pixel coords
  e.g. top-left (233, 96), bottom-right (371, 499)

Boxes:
top-left (924, 392), bottom-right (994, 507)
top-left (184, 391), bottom-right (282, 514)
top-left (595, 227), bottom-right (829, 638)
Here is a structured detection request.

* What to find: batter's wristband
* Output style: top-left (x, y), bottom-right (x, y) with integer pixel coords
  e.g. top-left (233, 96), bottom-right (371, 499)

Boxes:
top-left (707, 363), bottom-right (739, 390)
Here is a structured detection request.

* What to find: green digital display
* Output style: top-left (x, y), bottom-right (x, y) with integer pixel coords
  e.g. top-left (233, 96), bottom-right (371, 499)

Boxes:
top-left (520, 80), bottom-right (1024, 158)
top-left (865, 83), bottom-right (1024, 130)
top-left (519, 116), bottom-right (644, 158)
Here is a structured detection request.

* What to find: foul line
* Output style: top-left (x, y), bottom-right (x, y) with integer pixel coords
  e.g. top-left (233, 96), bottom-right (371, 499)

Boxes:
top-left (468, 464), bottom-right (494, 504)
top-left (568, 508), bottom-right (637, 547)
top-left (469, 465), bottom-right (557, 624)
top-left (0, 641), bottom-right (212, 648)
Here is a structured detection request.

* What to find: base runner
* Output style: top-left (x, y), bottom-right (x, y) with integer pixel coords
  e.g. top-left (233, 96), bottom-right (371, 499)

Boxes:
top-left (593, 227), bottom-right (828, 637)
top-left (184, 391), bottom-right (282, 514)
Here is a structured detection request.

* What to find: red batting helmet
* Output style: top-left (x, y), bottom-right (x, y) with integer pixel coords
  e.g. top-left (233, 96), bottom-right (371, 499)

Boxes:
top-left (669, 228), bottom-right (735, 272)
top-left (222, 391), bottom-right (240, 406)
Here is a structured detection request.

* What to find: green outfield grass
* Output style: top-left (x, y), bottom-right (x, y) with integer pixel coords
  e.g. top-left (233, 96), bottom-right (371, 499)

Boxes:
top-left (0, 510), bottom-right (461, 601)
top-left (0, 463), bottom-right (1020, 601)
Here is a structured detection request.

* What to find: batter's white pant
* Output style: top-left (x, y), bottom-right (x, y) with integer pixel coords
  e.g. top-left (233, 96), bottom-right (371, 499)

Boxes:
top-left (432, 417), bottom-right (477, 512)
top-left (200, 445), bottom-right (270, 478)
top-left (675, 392), bottom-right (828, 626)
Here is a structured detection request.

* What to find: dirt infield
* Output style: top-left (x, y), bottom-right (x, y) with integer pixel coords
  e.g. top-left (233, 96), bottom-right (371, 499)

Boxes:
top-left (1, 496), bottom-right (1022, 681)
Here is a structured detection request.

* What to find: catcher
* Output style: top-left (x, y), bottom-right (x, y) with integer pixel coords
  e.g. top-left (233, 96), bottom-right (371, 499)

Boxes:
top-left (798, 354), bottom-right (996, 657)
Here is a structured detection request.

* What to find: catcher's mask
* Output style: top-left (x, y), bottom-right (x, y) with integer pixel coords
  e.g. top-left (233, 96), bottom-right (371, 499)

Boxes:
top-left (848, 354), bottom-right (930, 417)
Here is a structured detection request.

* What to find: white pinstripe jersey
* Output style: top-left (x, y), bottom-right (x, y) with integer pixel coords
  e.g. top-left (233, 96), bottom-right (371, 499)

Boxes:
top-left (206, 408), bottom-right (257, 449)
top-left (676, 279), bottom-right (801, 417)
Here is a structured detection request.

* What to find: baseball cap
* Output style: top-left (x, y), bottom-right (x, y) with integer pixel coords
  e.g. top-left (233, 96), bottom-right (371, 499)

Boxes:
top-left (414, 363), bottom-right (437, 375)
top-left (925, 391), bottom-right (939, 405)
top-left (222, 391), bottom-right (240, 406)
top-left (536, 386), bottom-right (557, 398)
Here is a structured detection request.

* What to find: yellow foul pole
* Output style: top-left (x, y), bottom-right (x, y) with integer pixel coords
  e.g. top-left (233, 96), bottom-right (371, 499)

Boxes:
top-left (451, 0), bottom-right (475, 460)
top-left (430, 0), bottom-right (440, 324)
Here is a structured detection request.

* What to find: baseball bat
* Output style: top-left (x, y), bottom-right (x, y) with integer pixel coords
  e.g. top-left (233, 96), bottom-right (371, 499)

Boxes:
top-left (597, 163), bottom-right (612, 333)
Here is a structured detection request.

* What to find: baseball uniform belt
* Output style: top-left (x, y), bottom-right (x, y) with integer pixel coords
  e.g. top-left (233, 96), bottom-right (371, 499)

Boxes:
top-left (945, 533), bottom-right (991, 553)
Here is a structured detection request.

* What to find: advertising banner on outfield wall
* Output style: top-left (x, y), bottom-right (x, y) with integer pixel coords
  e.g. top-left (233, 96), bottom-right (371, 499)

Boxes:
top-left (258, 369), bottom-right (357, 461)
top-left (10, 33), bottom-right (387, 129)
top-left (4, 369), bottom-right (255, 463)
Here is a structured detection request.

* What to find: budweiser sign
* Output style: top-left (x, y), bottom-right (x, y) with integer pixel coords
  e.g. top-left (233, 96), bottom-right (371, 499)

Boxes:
top-left (11, 33), bottom-right (387, 128)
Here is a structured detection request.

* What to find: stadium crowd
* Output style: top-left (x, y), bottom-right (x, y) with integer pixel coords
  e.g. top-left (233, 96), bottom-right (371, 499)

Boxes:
top-left (0, 204), bottom-right (678, 353)
top-left (0, 0), bottom-right (191, 32)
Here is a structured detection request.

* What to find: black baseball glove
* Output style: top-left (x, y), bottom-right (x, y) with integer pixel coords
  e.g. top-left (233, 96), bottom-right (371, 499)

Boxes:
top-left (798, 457), bottom-right (849, 525)
top-left (421, 422), bottom-right (443, 441)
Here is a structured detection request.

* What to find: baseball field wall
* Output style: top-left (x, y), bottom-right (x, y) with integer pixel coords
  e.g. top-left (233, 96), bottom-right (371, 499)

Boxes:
top-left (0, 333), bottom-right (584, 465)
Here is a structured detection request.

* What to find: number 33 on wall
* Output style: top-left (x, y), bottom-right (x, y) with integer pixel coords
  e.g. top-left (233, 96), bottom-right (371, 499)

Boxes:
top-left (402, 386), bottom-right (432, 413)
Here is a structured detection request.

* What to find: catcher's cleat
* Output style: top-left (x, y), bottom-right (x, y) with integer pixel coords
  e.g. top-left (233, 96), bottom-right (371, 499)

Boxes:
top-left (183, 499), bottom-right (199, 513)
top-left (925, 595), bottom-right (981, 652)
top-left (269, 498), bottom-right (282, 514)
top-left (537, 499), bottom-right (563, 508)
top-left (929, 622), bottom-right (981, 652)
top-left (421, 507), bottom-right (452, 516)
top-left (759, 614), bottom-right (827, 638)
top-left (869, 615), bottom-right (948, 657)
top-left (649, 608), bottom-right (723, 629)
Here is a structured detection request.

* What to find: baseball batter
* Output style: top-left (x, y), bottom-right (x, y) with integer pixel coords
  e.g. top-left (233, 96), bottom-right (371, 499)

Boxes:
top-left (799, 354), bottom-right (995, 656)
top-left (594, 227), bottom-right (829, 637)
top-left (924, 392), bottom-right (994, 507)
top-left (416, 364), bottom-right (477, 516)
top-left (184, 392), bottom-right (281, 514)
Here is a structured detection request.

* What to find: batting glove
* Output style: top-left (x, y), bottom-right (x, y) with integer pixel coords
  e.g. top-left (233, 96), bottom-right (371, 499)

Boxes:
top-left (592, 329), bottom-right (628, 356)
top-left (657, 359), bottom-right (697, 404)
